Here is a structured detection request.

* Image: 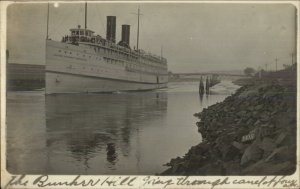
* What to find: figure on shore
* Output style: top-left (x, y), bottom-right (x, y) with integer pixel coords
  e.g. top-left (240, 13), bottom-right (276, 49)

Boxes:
top-left (199, 76), bottom-right (204, 95)
top-left (205, 76), bottom-right (210, 95)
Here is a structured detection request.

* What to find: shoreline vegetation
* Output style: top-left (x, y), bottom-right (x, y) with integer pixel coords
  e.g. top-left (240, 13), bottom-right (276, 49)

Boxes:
top-left (161, 65), bottom-right (297, 175)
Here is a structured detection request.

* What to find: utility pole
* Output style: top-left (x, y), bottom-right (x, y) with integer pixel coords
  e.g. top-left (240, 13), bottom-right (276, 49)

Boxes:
top-left (291, 53), bottom-right (295, 71)
top-left (265, 63), bottom-right (268, 71)
top-left (46, 2), bottom-right (49, 39)
top-left (275, 58), bottom-right (278, 72)
top-left (160, 45), bottom-right (163, 60)
top-left (85, 2), bottom-right (87, 30)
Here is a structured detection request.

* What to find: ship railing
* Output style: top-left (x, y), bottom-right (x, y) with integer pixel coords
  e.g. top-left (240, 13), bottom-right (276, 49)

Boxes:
top-left (62, 35), bottom-right (167, 64)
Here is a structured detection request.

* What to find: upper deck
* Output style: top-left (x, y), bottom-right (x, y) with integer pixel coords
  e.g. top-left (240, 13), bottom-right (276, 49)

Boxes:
top-left (61, 25), bottom-right (167, 66)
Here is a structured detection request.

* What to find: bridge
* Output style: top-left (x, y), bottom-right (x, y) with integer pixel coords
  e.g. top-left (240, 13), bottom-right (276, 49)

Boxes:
top-left (169, 72), bottom-right (249, 81)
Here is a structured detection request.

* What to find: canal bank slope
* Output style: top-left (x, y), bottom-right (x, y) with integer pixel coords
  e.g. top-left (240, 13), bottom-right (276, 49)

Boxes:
top-left (162, 67), bottom-right (297, 175)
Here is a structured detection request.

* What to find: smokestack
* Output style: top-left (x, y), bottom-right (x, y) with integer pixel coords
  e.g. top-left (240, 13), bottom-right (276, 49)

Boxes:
top-left (106, 16), bottom-right (116, 43)
top-left (121, 25), bottom-right (130, 46)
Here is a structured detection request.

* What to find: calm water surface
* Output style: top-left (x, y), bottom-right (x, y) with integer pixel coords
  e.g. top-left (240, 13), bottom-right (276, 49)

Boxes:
top-left (6, 81), bottom-right (239, 174)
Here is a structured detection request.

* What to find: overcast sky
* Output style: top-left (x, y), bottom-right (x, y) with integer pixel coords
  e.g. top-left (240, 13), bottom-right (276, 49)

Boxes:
top-left (7, 2), bottom-right (297, 73)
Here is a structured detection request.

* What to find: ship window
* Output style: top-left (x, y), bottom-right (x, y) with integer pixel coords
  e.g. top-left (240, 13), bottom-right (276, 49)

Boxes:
top-left (76, 31), bottom-right (79, 35)
top-left (80, 31), bottom-right (84, 35)
top-left (72, 31), bottom-right (76, 35)
top-left (85, 31), bottom-right (88, 35)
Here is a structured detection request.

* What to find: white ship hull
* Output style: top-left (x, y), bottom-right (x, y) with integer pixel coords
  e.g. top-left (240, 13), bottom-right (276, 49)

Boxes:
top-left (46, 72), bottom-right (167, 93)
top-left (45, 40), bottom-right (168, 94)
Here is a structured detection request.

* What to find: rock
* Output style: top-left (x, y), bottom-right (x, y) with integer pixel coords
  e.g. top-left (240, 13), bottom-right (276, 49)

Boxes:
top-left (260, 161), bottom-right (293, 175)
top-left (242, 159), bottom-right (265, 174)
top-left (263, 91), bottom-right (277, 98)
top-left (258, 137), bottom-right (276, 152)
top-left (232, 141), bottom-right (247, 152)
top-left (237, 110), bottom-right (247, 117)
top-left (246, 118), bottom-right (254, 125)
top-left (241, 129), bottom-right (256, 142)
top-left (238, 89), bottom-right (259, 98)
top-left (171, 162), bottom-right (184, 174)
top-left (273, 146), bottom-right (293, 162)
top-left (223, 161), bottom-right (241, 175)
top-left (257, 124), bottom-right (274, 137)
top-left (260, 112), bottom-right (270, 122)
top-left (193, 112), bottom-right (201, 117)
top-left (242, 160), bottom-right (293, 175)
top-left (254, 119), bottom-right (261, 126)
top-left (247, 106), bottom-right (254, 111)
top-left (255, 104), bottom-right (263, 110)
top-left (241, 142), bottom-right (263, 165)
top-left (275, 132), bottom-right (287, 145)
top-left (265, 146), bottom-right (288, 162)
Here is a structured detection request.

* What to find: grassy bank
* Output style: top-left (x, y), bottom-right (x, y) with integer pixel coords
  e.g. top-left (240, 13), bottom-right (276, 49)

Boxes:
top-left (162, 66), bottom-right (297, 175)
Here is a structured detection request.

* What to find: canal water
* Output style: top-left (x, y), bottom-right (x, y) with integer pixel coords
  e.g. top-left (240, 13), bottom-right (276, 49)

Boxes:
top-left (6, 80), bottom-right (239, 175)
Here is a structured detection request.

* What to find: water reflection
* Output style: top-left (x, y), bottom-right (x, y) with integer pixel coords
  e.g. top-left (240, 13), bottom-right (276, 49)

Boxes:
top-left (45, 92), bottom-right (167, 173)
top-left (106, 143), bottom-right (117, 165)
top-left (199, 93), bottom-right (204, 105)
top-left (7, 81), bottom-right (239, 174)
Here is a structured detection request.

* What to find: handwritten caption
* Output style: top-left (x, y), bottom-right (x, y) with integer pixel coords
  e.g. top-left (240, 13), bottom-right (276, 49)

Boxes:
top-left (4, 175), bottom-right (298, 189)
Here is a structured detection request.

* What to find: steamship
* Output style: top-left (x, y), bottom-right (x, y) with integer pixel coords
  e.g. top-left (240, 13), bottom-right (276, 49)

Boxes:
top-left (45, 6), bottom-right (168, 94)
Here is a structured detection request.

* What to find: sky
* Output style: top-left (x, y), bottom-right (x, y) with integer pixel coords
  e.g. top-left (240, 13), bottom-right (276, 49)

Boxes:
top-left (6, 2), bottom-right (297, 73)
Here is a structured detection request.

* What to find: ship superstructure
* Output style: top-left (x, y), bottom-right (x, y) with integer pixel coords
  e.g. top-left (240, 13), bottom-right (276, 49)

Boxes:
top-left (46, 5), bottom-right (168, 94)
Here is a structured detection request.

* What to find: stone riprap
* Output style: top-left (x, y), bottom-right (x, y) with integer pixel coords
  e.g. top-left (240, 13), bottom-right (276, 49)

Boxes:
top-left (162, 70), bottom-right (296, 175)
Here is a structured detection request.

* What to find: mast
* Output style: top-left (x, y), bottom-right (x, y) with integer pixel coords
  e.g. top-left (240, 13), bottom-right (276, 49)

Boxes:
top-left (85, 2), bottom-right (87, 30)
top-left (46, 2), bottom-right (49, 39)
top-left (137, 7), bottom-right (140, 51)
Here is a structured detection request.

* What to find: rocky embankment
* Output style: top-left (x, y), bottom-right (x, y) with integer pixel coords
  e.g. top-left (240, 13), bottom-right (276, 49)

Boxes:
top-left (162, 70), bottom-right (296, 175)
